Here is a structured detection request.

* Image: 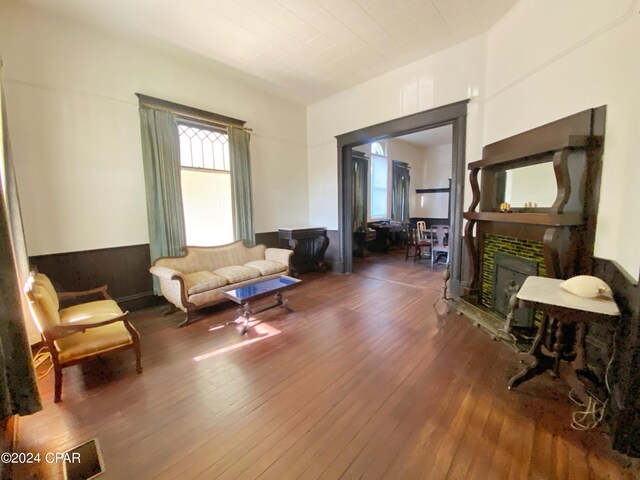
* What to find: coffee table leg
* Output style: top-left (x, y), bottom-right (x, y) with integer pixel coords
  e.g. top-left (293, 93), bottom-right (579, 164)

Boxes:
top-left (240, 302), bottom-right (252, 335)
top-left (275, 292), bottom-right (292, 312)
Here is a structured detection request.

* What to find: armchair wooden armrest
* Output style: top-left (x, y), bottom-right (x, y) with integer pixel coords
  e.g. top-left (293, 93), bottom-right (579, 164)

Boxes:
top-left (57, 284), bottom-right (112, 301)
top-left (45, 312), bottom-right (131, 341)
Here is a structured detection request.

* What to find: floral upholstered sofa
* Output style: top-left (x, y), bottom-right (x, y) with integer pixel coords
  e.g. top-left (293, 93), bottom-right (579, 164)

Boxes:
top-left (150, 241), bottom-right (293, 326)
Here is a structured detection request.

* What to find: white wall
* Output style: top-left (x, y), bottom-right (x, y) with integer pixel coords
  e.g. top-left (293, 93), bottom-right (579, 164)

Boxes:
top-left (307, 35), bottom-right (487, 230)
top-left (414, 143), bottom-right (452, 218)
top-left (484, 0), bottom-right (640, 277)
top-left (0, 1), bottom-right (309, 256)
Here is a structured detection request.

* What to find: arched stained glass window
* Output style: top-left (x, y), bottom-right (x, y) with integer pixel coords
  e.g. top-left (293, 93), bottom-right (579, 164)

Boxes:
top-left (371, 141), bottom-right (385, 156)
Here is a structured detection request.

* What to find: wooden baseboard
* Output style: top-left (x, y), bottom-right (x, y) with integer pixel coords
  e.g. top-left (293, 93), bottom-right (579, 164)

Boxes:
top-left (592, 257), bottom-right (640, 457)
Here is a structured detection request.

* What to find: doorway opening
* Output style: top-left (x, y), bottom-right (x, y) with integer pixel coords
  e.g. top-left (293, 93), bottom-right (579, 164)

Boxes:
top-left (336, 100), bottom-right (468, 297)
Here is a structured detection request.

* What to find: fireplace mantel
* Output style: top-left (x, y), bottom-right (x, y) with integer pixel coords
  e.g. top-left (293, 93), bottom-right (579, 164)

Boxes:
top-left (463, 107), bottom-right (606, 295)
top-left (464, 211), bottom-right (583, 226)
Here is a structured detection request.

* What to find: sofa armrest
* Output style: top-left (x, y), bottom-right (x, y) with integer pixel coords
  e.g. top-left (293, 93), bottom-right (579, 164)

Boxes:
top-left (149, 266), bottom-right (191, 312)
top-left (265, 248), bottom-right (294, 270)
top-left (150, 266), bottom-right (183, 281)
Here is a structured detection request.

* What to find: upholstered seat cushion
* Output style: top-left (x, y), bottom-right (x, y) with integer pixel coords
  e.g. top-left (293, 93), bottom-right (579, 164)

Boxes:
top-left (55, 322), bottom-right (134, 363)
top-left (244, 260), bottom-right (287, 276)
top-left (59, 299), bottom-right (124, 325)
top-left (213, 265), bottom-right (261, 284)
top-left (183, 271), bottom-right (228, 295)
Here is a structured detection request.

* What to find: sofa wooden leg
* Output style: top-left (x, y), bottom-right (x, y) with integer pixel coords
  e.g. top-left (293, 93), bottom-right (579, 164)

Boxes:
top-left (163, 305), bottom-right (179, 316)
top-left (178, 310), bottom-right (203, 328)
top-left (54, 366), bottom-right (63, 403)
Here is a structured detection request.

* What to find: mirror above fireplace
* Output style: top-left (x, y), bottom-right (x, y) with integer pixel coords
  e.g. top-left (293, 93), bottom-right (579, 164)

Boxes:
top-left (497, 162), bottom-right (557, 208)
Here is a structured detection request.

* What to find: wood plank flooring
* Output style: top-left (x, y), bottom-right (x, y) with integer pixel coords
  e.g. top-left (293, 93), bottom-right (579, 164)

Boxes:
top-left (14, 252), bottom-right (635, 479)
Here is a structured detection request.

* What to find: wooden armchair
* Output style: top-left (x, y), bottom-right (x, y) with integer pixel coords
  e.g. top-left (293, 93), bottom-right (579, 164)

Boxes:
top-left (24, 273), bottom-right (142, 402)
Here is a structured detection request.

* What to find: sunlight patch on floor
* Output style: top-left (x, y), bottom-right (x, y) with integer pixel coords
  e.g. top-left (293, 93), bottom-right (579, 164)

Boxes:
top-left (194, 323), bottom-right (281, 362)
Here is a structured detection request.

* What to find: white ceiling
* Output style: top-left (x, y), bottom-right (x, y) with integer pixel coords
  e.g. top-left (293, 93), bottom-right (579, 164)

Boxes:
top-left (25, 0), bottom-right (518, 105)
top-left (396, 125), bottom-right (452, 147)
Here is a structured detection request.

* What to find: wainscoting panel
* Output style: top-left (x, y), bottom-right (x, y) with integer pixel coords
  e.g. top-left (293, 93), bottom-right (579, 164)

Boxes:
top-left (592, 258), bottom-right (640, 457)
top-left (255, 232), bottom-right (279, 248)
top-left (30, 244), bottom-right (162, 312)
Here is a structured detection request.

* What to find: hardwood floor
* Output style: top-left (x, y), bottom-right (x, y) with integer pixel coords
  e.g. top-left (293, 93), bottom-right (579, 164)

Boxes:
top-left (14, 252), bottom-right (635, 479)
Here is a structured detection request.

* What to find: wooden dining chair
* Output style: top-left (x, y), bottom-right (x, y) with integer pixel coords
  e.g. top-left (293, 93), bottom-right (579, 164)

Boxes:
top-left (405, 224), bottom-right (432, 261)
top-left (416, 220), bottom-right (429, 240)
top-left (431, 225), bottom-right (450, 266)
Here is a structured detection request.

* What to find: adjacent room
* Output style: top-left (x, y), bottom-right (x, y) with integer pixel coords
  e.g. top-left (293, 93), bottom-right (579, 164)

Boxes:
top-left (351, 126), bottom-right (453, 274)
top-left (1, 0), bottom-right (639, 478)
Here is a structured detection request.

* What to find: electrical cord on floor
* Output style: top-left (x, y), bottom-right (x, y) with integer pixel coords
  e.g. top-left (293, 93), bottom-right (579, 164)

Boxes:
top-left (569, 328), bottom-right (618, 431)
top-left (570, 393), bottom-right (607, 431)
top-left (33, 346), bottom-right (53, 379)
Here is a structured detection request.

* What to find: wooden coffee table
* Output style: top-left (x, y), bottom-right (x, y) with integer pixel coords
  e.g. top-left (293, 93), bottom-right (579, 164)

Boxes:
top-left (220, 275), bottom-right (301, 334)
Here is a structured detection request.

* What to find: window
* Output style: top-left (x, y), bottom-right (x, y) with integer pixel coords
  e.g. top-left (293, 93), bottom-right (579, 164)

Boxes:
top-left (370, 142), bottom-right (388, 219)
top-left (178, 122), bottom-right (233, 246)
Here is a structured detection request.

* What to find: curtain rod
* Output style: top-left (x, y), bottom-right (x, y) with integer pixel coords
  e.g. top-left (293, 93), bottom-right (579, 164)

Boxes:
top-left (135, 93), bottom-right (252, 132)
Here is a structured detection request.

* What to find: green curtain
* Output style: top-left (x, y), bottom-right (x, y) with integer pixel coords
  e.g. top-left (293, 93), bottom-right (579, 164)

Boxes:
top-left (228, 127), bottom-right (254, 245)
top-left (352, 151), bottom-right (368, 231)
top-left (392, 161), bottom-right (410, 222)
top-left (0, 74), bottom-right (42, 417)
top-left (139, 107), bottom-right (185, 294)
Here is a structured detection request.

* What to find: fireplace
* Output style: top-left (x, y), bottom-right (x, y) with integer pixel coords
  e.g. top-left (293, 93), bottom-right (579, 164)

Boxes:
top-left (454, 107), bottom-right (640, 458)
top-left (492, 252), bottom-right (537, 327)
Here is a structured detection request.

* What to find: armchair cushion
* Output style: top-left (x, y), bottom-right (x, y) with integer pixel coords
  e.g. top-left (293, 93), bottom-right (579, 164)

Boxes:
top-left (183, 271), bottom-right (228, 295)
top-left (213, 265), bottom-right (261, 284)
top-left (55, 322), bottom-right (134, 363)
top-left (59, 299), bottom-right (125, 325)
top-left (244, 260), bottom-right (288, 276)
top-left (31, 283), bottom-right (61, 328)
top-left (34, 273), bottom-right (59, 311)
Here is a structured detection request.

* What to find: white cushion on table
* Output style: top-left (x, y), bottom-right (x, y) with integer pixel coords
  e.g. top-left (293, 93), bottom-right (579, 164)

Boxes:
top-left (560, 275), bottom-right (612, 299)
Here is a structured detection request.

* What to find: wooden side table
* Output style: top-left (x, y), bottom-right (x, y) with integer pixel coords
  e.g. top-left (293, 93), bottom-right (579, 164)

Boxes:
top-left (278, 227), bottom-right (329, 277)
top-left (508, 276), bottom-right (620, 393)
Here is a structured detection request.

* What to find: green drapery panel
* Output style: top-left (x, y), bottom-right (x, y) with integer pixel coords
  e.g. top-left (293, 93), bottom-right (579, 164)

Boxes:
top-left (391, 161), bottom-right (410, 222)
top-left (352, 151), bottom-right (368, 232)
top-left (228, 127), bottom-right (254, 245)
top-left (0, 76), bottom-right (42, 417)
top-left (139, 107), bottom-right (186, 294)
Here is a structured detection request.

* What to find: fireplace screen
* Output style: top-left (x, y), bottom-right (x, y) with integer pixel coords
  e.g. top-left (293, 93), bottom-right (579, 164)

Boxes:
top-left (492, 252), bottom-right (538, 327)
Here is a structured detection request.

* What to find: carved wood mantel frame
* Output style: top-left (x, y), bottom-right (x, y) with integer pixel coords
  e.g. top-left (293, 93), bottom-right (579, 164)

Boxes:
top-left (463, 106), bottom-right (606, 293)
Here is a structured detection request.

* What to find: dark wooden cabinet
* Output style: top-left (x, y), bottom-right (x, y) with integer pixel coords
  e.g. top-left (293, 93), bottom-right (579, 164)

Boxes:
top-left (278, 227), bottom-right (329, 277)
